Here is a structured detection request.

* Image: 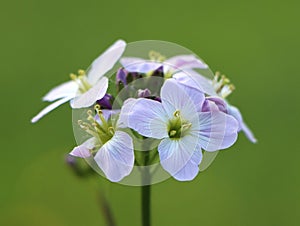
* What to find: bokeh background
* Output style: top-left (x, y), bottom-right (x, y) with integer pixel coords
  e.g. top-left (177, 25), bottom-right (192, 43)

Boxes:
top-left (1, 0), bottom-right (299, 225)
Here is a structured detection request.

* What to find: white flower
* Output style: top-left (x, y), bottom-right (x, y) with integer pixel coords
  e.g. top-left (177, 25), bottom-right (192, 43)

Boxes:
top-left (70, 107), bottom-right (134, 182)
top-left (31, 40), bottom-right (126, 123)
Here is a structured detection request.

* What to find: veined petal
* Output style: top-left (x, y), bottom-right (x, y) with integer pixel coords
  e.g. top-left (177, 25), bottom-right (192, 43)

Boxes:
top-left (165, 54), bottom-right (208, 73)
top-left (173, 70), bottom-right (217, 96)
top-left (43, 80), bottom-right (78, 102)
top-left (241, 122), bottom-right (257, 143)
top-left (71, 77), bottom-right (108, 108)
top-left (118, 98), bottom-right (138, 128)
top-left (202, 97), bottom-right (228, 113)
top-left (69, 137), bottom-right (97, 158)
top-left (87, 40), bottom-right (126, 84)
top-left (198, 111), bottom-right (239, 151)
top-left (173, 149), bottom-right (202, 181)
top-left (124, 61), bottom-right (162, 73)
top-left (94, 131), bottom-right (134, 182)
top-left (120, 57), bottom-right (145, 68)
top-left (160, 79), bottom-right (201, 120)
top-left (121, 98), bottom-right (168, 139)
top-left (228, 105), bottom-right (257, 143)
top-left (158, 134), bottom-right (199, 177)
top-left (121, 57), bottom-right (162, 73)
top-left (31, 96), bottom-right (73, 123)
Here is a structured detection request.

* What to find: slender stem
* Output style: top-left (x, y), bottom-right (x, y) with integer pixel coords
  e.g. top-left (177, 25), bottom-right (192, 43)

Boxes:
top-left (98, 192), bottom-right (117, 226)
top-left (141, 184), bottom-right (151, 226)
top-left (141, 151), bottom-right (151, 226)
top-left (65, 156), bottom-right (117, 226)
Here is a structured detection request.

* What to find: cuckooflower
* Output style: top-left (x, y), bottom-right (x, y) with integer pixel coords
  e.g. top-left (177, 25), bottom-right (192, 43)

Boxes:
top-left (31, 40), bottom-right (126, 123)
top-left (70, 105), bottom-right (134, 182)
top-left (173, 70), bottom-right (257, 143)
top-left (120, 51), bottom-right (208, 76)
top-left (120, 79), bottom-right (238, 181)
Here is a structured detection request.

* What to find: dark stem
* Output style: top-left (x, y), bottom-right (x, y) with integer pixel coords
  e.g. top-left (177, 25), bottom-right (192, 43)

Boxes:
top-left (142, 184), bottom-right (151, 226)
top-left (141, 151), bottom-right (151, 226)
top-left (65, 156), bottom-right (117, 226)
top-left (98, 192), bottom-right (117, 226)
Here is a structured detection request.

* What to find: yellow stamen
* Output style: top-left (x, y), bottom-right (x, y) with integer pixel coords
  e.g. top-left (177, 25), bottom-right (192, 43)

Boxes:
top-left (78, 69), bottom-right (85, 76)
top-left (173, 110), bottom-right (180, 117)
top-left (70, 73), bottom-right (77, 80)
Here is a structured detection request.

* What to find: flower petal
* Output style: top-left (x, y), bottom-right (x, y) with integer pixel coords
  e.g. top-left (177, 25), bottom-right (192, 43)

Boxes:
top-left (158, 134), bottom-right (200, 178)
top-left (118, 98), bottom-right (137, 128)
top-left (116, 68), bottom-right (128, 86)
top-left (160, 79), bottom-right (203, 119)
top-left (94, 131), bottom-right (134, 182)
top-left (43, 80), bottom-right (78, 102)
top-left (173, 149), bottom-right (202, 181)
top-left (164, 54), bottom-right (208, 73)
top-left (120, 57), bottom-right (145, 67)
top-left (71, 77), bottom-right (108, 108)
top-left (202, 97), bottom-right (228, 113)
top-left (120, 57), bottom-right (162, 73)
top-left (125, 61), bottom-right (162, 73)
top-left (173, 70), bottom-right (217, 96)
top-left (31, 96), bottom-right (73, 123)
top-left (87, 40), bottom-right (126, 84)
top-left (120, 98), bottom-right (168, 139)
top-left (69, 137), bottom-right (97, 158)
top-left (227, 105), bottom-right (257, 143)
top-left (198, 111), bottom-right (239, 151)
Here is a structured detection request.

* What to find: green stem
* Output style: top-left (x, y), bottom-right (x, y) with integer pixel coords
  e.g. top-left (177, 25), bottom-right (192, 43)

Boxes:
top-left (141, 184), bottom-right (151, 226)
top-left (141, 151), bottom-right (151, 226)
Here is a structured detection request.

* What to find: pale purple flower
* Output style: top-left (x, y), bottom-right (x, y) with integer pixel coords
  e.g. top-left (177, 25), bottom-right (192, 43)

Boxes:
top-left (70, 108), bottom-right (134, 182)
top-left (173, 70), bottom-right (257, 143)
top-left (120, 52), bottom-right (208, 75)
top-left (120, 79), bottom-right (238, 181)
top-left (31, 40), bottom-right (126, 123)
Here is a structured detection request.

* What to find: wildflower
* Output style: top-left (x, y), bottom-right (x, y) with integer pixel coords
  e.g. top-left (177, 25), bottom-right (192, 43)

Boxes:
top-left (173, 70), bottom-right (257, 143)
top-left (31, 40), bottom-right (126, 123)
top-left (70, 105), bottom-right (134, 182)
top-left (120, 51), bottom-right (208, 76)
top-left (120, 79), bottom-right (238, 181)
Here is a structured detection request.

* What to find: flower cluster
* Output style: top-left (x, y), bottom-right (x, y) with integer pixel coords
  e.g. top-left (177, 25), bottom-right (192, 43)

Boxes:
top-left (32, 40), bottom-right (256, 182)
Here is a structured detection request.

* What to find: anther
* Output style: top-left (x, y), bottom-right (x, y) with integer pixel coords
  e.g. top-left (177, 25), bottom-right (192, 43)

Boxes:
top-left (94, 104), bottom-right (101, 111)
top-left (70, 73), bottom-right (77, 80)
top-left (173, 110), bottom-right (180, 117)
top-left (78, 69), bottom-right (85, 76)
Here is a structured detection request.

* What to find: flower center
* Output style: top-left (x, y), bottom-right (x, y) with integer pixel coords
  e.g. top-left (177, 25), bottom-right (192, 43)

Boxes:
top-left (212, 72), bottom-right (235, 98)
top-left (70, 69), bottom-right (92, 93)
top-left (78, 104), bottom-right (114, 147)
top-left (168, 110), bottom-right (192, 139)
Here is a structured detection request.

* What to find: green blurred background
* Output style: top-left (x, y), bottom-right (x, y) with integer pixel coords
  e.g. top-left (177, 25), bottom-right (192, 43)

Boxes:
top-left (1, 0), bottom-right (299, 225)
